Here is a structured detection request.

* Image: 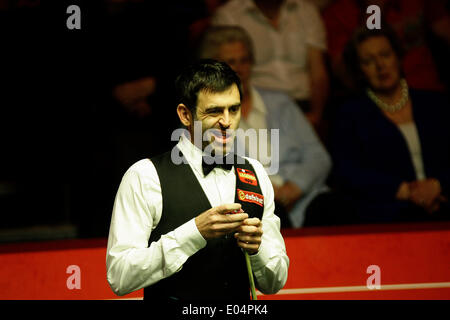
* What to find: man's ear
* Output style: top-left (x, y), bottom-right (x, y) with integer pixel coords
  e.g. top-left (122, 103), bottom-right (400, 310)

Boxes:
top-left (177, 103), bottom-right (193, 127)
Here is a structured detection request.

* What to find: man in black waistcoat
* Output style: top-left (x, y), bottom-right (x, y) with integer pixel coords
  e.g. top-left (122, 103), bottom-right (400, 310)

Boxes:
top-left (106, 60), bottom-right (289, 301)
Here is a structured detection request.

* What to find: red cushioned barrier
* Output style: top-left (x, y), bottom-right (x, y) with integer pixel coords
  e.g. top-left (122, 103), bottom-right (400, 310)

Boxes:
top-left (259, 221), bottom-right (450, 300)
top-left (0, 222), bottom-right (449, 300)
top-left (0, 239), bottom-right (143, 300)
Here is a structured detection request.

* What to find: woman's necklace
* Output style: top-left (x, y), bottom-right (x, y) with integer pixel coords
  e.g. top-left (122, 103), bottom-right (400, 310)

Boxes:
top-left (367, 78), bottom-right (409, 113)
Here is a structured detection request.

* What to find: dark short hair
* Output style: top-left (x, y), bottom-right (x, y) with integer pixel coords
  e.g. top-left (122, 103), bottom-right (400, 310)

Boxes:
top-left (175, 59), bottom-right (243, 115)
top-left (343, 26), bottom-right (405, 91)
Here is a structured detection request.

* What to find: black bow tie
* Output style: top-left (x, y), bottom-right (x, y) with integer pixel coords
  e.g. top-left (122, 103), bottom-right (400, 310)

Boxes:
top-left (202, 155), bottom-right (233, 176)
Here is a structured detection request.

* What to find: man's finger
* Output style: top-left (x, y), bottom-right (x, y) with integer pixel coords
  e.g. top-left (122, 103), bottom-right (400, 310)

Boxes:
top-left (216, 203), bottom-right (242, 214)
top-left (219, 212), bottom-right (248, 223)
top-left (235, 235), bottom-right (260, 254)
top-left (234, 233), bottom-right (262, 244)
top-left (243, 218), bottom-right (261, 226)
top-left (238, 224), bottom-right (262, 235)
top-left (213, 221), bottom-right (247, 233)
top-left (237, 241), bottom-right (259, 251)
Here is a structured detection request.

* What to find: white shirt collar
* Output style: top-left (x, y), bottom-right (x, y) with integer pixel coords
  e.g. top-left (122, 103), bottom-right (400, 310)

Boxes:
top-left (177, 133), bottom-right (204, 176)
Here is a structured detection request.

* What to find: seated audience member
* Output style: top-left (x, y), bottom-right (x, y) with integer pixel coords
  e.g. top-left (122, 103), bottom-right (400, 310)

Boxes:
top-left (330, 27), bottom-right (450, 224)
top-left (113, 76), bottom-right (156, 119)
top-left (323, 0), bottom-right (450, 94)
top-left (198, 25), bottom-right (353, 228)
top-left (211, 0), bottom-right (330, 129)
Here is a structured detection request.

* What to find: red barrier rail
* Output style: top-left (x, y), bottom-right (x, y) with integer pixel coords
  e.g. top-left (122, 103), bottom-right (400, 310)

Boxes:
top-left (1, 221), bottom-right (449, 300)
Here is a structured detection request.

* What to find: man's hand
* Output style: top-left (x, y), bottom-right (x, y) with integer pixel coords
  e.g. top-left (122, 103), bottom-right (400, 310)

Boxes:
top-left (195, 204), bottom-right (248, 240)
top-left (234, 218), bottom-right (263, 255)
top-left (409, 178), bottom-right (442, 211)
top-left (274, 181), bottom-right (303, 212)
top-left (395, 181), bottom-right (411, 201)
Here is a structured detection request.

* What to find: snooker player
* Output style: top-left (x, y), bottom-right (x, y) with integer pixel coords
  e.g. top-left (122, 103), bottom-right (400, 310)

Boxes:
top-left (106, 60), bottom-right (289, 300)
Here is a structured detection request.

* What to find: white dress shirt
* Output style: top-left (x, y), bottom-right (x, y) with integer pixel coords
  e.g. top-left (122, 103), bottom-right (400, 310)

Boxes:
top-left (212, 0), bottom-right (327, 100)
top-left (106, 134), bottom-right (289, 296)
top-left (397, 121), bottom-right (426, 181)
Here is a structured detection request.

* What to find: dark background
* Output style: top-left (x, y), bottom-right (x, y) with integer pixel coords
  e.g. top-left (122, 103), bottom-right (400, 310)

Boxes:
top-left (0, 0), bottom-right (211, 239)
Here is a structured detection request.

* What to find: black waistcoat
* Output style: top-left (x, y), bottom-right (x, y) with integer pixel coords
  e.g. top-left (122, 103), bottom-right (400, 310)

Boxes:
top-left (143, 147), bottom-right (264, 301)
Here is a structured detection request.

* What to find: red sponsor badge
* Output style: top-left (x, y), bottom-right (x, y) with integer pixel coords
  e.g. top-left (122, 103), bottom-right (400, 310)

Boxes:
top-left (237, 189), bottom-right (264, 207)
top-left (236, 168), bottom-right (257, 186)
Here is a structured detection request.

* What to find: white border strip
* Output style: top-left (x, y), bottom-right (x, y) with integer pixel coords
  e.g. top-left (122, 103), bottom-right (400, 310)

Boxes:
top-left (106, 297), bottom-right (144, 300)
top-left (257, 282), bottom-right (450, 295)
top-left (109, 282), bottom-right (450, 300)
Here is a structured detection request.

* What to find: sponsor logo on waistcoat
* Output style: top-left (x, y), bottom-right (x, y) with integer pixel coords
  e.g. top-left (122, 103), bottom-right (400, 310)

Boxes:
top-left (236, 168), bottom-right (258, 186)
top-left (237, 189), bottom-right (264, 207)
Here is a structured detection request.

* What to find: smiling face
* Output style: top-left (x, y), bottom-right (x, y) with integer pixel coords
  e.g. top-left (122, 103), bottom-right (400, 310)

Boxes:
top-left (194, 83), bottom-right (241, 155)
top-left (357, 35), bottom-right (401, 93)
